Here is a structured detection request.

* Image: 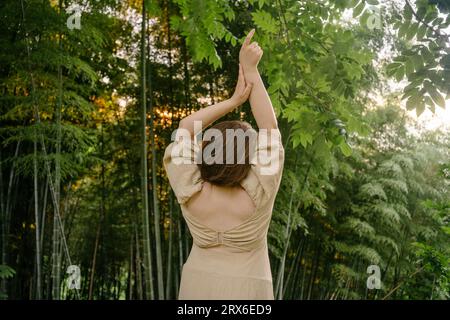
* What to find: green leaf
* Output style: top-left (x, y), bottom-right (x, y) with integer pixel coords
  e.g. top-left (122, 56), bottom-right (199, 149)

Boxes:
top-left (405, 22), bottom-right (419, 41)
top-left (170, 15), bottom-right (181, 31)
top-left (398, 21), bottom-right (410, 38)
top-left (386, 62), bottom-right (402, 77)
top-left (366, 0), bottom-right (379, 4)
top-left (424, 95), bottom-right (434, 107)
top-left (404, 3), bottom-right (413, 21)
top-left (292, 136), bottom-right (301, 149)
top-left (313, 136), bottom-right (331, 160)
top-left (353, 1), bottom-right (365, 18)
top-left (424, 81), bottom-right (446, 108)
top-left (252, 10), bottom-right (278, 34)
top-left (411, 55), bottom-right (423, 71)
top-left (416, 24), bottom-right (427, 40)
top-left (299, 132), bottom-right (313, 148)
top-left (405, 59), bottom-right (414, 75)
top-left (336, 0), bottom-right (354, 9)
top-left (416, 102), bottom-right (425, 116)
top-left (394, 65), bottom-right (405, 81)
top-left (318, 55), bottom-right (337, 77)
top-left (406, 93), bottom-right (421, 110)
top-left (339, 141), bottom-right (353, 157)
top-left (0, 265), bottom-right (15, 279)
top-left (359, 10), bottom-right (371, 26)
top-left (421, 46), bottom-right (434, 62)
top-left (402, 90), bottom-right (414, 101)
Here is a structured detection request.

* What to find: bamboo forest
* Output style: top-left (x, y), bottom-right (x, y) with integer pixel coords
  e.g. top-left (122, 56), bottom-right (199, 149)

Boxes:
top-left (0, 0), bottom-right (449, 301)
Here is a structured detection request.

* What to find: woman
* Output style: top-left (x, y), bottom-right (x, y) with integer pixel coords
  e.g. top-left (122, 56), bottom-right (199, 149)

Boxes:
top-left (163, 29), bottom-right (285, 300)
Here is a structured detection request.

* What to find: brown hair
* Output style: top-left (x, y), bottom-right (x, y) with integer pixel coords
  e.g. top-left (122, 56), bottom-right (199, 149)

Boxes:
top-left (198, 120), bottom-right (256, 187)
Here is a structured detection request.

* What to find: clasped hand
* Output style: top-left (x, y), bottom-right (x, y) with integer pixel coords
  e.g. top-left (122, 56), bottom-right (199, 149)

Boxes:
top-left (230, 29), bottom-right (263, 106)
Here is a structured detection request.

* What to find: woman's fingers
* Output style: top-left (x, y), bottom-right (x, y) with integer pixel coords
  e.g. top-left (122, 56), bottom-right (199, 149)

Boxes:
top-left (234, 63), bottom-right (248, 99)
top-left (237, 64), bottom-right (245, 87)
top-left (240, 30), bottom-right (263, 71)
top-left (244, 29), bottom-right (255, 46)
top-left (242, 82), bottom-right (253, 100)
top-left (249, 42), bottom-right (261, 54)
top-left (240, 64), bottom-right (248, 85)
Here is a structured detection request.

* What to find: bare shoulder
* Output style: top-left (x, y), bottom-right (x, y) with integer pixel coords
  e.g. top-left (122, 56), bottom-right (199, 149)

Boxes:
top-left (184, 182), bottom-right (208, 208)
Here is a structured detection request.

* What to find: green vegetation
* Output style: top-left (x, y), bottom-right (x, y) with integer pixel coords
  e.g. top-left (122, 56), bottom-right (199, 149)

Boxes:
top-left (0, 0), bottom-right (448, 299)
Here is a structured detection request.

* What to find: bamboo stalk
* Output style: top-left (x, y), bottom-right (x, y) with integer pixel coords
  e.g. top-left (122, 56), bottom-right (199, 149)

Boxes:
top-left (1, 141), bottom-right (20, 296)
top-left (134, 223), bottom-right (143, 300)
top-left (128, 232), bottom-right (134, 300)
top-left (39, 174), bottom-right (48, 255)
top-left (148, 7), bottom-right (164, 300)
top-left (165, 191), bottom-right (173, 298)
top-left (139, 0), bottom-right (154, 300)
top-left (33, 130), bottom-right (42, 299)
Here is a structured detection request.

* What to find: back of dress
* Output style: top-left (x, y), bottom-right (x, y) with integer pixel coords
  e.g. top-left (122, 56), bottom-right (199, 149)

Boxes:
top-left (163, 128), bottom-right (284, 299)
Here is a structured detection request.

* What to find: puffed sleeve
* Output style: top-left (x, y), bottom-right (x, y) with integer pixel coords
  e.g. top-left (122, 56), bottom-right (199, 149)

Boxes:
top-left (240, 128), bottom-right (285, 206)
top-left (163, 130), bottom-right (203, 205)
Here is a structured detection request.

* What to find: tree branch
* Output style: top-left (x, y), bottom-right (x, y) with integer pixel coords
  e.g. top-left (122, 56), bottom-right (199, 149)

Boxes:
top-left (405, 0), bottom-right (449, 41)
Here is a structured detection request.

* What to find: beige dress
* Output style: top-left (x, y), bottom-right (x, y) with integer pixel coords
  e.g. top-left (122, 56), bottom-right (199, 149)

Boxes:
top-left (163, 128), bottom-right (285, 300)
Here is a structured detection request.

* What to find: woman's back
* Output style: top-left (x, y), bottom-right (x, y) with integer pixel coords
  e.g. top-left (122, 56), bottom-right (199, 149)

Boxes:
top-left (185, 182), bottom-right (256, 232)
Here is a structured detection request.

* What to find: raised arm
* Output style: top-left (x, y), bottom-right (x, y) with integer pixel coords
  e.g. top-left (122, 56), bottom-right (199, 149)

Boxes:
top-left (178, 64), bottom-right (253, 137)
top-left (239, 29), bottom-right (278, 130)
